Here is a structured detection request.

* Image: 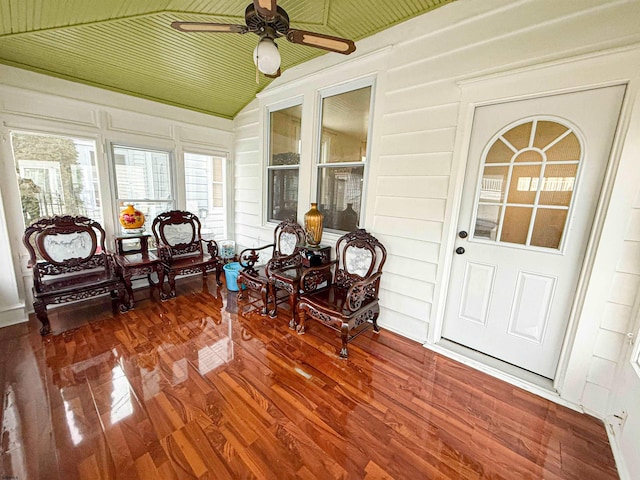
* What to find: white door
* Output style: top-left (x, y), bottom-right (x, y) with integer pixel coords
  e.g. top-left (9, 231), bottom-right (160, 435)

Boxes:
top-left (442, 86), bottom-right (625, 379)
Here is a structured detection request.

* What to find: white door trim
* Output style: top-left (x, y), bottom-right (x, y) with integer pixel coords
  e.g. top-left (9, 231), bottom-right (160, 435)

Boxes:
top-left (428, 47), bottom-right (636, 399)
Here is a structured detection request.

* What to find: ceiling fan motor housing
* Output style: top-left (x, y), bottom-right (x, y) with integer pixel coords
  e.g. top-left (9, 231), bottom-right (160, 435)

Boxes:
top-left (245, 4), bottom-right (290, 36)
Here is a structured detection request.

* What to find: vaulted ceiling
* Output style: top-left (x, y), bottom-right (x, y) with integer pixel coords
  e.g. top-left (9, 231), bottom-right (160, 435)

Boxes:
top-left (0, 0), bottom-right (453, 119)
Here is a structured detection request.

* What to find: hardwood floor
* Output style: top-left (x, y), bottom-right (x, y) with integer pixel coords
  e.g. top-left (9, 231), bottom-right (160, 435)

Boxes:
top-left (0, 276), bottom-right (619, 479)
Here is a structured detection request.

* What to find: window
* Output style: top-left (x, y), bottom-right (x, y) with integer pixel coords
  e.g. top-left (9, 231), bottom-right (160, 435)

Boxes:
top-left (316, 83), bottom-right (372, 232)
top-left (112, 145), bottom-right (174, 234)
top-left (267, 103), bottom-right (302, 222)
top-left (184, 152), bottom-right (228, 240)
top-left (11, 131), bottom-right (102, 227)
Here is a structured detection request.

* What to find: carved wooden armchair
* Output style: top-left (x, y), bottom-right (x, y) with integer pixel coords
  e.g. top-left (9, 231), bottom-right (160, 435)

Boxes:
top-left (297, 229), bottom-right (387, 358)
top-left (151, 210), bottom-right (223, 300)
top-left (237, 218), bottom-right (305, 316)
top-left (23, 215), bottom-right (126, 336)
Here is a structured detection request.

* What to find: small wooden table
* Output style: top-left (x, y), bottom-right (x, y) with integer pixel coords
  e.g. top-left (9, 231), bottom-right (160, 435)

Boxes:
top-left (114, 233), bottom-right (163, 309)
top-left (269, 244), bottom-right (331, 328)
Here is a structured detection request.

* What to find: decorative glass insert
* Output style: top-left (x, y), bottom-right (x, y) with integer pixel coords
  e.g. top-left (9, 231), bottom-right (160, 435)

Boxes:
top-left (473, 119), bottom-right (582, 250)
top-left (11, 131), bottom-right (102, 227)
top-left (267, 104), bottom-right (302, 222)
top-left (317, 84), bottom-right (372, 232)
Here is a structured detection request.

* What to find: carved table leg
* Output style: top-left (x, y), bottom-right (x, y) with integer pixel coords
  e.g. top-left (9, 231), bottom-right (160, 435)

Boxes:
top-left (122, 274), bottom-right (135, 309)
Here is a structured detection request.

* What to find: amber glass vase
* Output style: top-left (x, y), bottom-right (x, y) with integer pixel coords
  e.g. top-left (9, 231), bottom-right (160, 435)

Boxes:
top-left (304, 203), bottom-right (324, 247)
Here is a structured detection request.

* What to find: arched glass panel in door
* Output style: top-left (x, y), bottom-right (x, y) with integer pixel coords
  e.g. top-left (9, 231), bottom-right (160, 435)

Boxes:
top-left (473, 119), bottom-right (582, 250)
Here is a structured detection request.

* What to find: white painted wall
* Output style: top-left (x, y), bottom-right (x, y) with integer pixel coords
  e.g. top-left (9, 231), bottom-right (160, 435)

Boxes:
top-left (233, 1), bottom-right (640, 477)
top-left (0, 65), bottom-right (234, 322)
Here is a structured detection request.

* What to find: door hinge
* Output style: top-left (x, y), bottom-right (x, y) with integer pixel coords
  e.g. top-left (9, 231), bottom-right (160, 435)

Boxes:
top-left (626, 332), bottom-right (635, 345)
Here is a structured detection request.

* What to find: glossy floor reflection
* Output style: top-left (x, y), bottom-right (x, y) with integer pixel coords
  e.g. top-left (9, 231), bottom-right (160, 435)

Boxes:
top-left (0, 276), bottom-right (619, 479)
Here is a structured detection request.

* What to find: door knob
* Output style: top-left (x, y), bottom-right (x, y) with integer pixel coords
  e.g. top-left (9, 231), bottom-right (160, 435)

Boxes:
top-left (458, 231), bottom-right (468, 239)
top-left (456, 247), bottom-right (465, 255)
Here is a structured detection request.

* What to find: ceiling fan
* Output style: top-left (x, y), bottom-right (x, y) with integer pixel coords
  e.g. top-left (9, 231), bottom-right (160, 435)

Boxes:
top-left (171, 0), bottom-right (356, 78)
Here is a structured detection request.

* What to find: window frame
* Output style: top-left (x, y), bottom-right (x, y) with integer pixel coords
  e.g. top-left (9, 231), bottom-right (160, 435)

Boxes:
top-left (183, 149), bottom-right (230, 240)
top-left (108, 142), bottom-right (177, 233)
top-left (10, 129), bottom-right (104, 227)
top-left (313, 76), bottom-right (376, 234)
top-left (264, 96), bottom-right (304, 226)
top-left (467, 116), bottom-right (585, 255)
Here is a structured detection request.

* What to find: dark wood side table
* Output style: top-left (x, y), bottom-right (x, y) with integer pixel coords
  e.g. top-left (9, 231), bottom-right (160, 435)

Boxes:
top-left (270, 244), bottom-right (332, 328)
top-left (114, 233), bottom-right (163, 309)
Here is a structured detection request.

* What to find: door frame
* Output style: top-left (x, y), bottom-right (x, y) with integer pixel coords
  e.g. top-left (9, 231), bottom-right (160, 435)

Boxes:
top-left (428, 49), bottom-right (634, 401)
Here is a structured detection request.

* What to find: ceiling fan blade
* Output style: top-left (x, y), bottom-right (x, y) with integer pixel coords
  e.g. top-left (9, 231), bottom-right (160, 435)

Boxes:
top-left (171, 22), bottom-right (248, 34)
top-left (264, 68), bottom-right (281, 79)
top-left (286, 29), bottom-right (356, 55)
top-left (253, 0), bottom-right (278, 19)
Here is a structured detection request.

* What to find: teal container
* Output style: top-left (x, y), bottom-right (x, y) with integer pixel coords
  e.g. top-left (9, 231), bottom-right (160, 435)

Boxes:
top-left (223, 262), bottom-right (245, 291)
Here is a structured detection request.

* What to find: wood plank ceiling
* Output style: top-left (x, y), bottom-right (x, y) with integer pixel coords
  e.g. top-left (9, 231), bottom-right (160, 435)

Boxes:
top-left (0, 0), bottom-right (453, 119)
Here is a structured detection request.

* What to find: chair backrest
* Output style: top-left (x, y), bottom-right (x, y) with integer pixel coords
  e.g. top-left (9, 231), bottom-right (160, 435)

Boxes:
top-left (22, 215), bottom-right (110, 283)
top-left (334, 229), bottom-right (386, 294)
top-left (273, 218), bottom-right (306, 257)
top-left (151, 210), bottom-right (206, 256)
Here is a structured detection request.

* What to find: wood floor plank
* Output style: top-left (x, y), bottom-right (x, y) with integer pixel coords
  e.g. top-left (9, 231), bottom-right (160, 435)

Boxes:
top-left (0, 276), bottom-right (619, 479)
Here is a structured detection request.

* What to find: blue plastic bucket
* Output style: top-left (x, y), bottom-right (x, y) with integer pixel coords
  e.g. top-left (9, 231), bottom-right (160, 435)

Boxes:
top-left (223, 262), bottom-right (245, 291)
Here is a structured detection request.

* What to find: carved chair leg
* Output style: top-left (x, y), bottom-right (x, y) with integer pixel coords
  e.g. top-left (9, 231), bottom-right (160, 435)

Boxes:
top-left (372, 310), bottom-right (380, 333)
top-left (34, 300), bottom-right (50, 336)
top-left (260, 284), bottom-right (269, 315)
top-left (166, 273), bottom-right (177, 300)
top-left (339, 324), bottom-right (350, 359)
top-left (288, 293), bottom-right (297, 330)
top-left (267, 284), bottom-right (278, 318)
top-left (296, 308), bottom-right (306, 334)
top-left (201, 269), bottom-right (209, 293)
top-left (156, 269), bottom-right (166, 300)
top-left (215, 267), bottom-right (222, 287)
top-left (237, 277), bottom-right (245, 300)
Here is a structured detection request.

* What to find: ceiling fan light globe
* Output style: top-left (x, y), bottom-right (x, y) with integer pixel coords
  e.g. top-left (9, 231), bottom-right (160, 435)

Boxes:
top-left (253, 37), bottom-right (280, 75)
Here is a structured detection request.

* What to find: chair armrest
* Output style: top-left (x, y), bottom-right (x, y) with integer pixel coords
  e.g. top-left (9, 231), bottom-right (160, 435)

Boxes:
top-left (267, 251), bottom-right (302, 274)
top-left (346, 272), bottom-right (382, 311)
top-left (29, 262), bottom-right (44, 292)
top-left (239, 243), bottom-right (275, 270)
top-left (105, 253), bottom-right (119, 275)
top-left (300, 260), bottom-right (337, 293)
top-left (202, 238), bottom-right (219, 258)
top-left (156, 243), bottom-right (172, 263)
